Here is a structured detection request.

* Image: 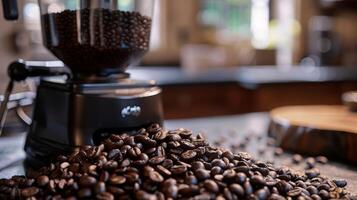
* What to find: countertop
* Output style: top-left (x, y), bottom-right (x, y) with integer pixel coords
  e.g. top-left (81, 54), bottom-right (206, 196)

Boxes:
top-left (0, 113), bottom-right (356, 192)
top-left (129, 66), bottom-right (357, 88)
top-left (2, 65), bottom-right (357, 92)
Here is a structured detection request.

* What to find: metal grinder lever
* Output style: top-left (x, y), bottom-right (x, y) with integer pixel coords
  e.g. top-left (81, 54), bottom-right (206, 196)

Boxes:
top-left (0, 60), bottom-right (70, 135)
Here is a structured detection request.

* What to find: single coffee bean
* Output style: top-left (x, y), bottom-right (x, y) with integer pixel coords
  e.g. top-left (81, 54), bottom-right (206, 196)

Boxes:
top-left (311, 194), bottom-right (322, 200)
top-left (149, 171), bottom-right (164, 183)
top-left (274, 148), bottom-right (284, 156)
top-left (181, 141), bottom-right (196, 150)
top-left (94, 182), bottom-right (106, 194)
top-left (195, 169), bottom-right (211, 180)
top-left (305, 168), bottom-right (320, 179)
top-left (170, 165), bottom-right (187, 175)
top-left (333, 179), bottom-right (347, 188)
top-left (77, 188), bottom-right (92, 198)
top-left (109, 175), bottom-right (126, 185)
top-left (210, 166), bottom-right (222, 176)
top-left (229, 183), bottom-right (244, 196)
top-left (307, 186), bottom-right (318, 195)
top-left (292, 154), bottom-right (303, 164)
top-left (203, 180), bottom-right (219, 193)
top-left (316, 156), bottom-right (328, 164)
top-left (149, 156), bottom-right (166, 165)
top-left (236, 172), bottom-right (247, 184)
top-left (318, 189), bottom-right (329, 199)
top-left (21, 187), bottom-right (39, 197)
top-left (181, 150), bottom-right (197, 160)
top-left (60, 162), bottom-right (70, 169)
top-left (36, 175), bottom-right (49, 187)
top-left (211, 159), bottom-right (226, 169)
top-left (255, 188), bottom-right (269, 200)
top-left (192, 161), bottom-right (205, 171)
top-left (156, 165), bottom-right (172, 177)
top-left (250, 175), bottom-right (266, 187)
top-left (287, 188), bottom-right (302, 197)
top-left (96, 192), bottom-right (114, 200)
top-left (108, 149), bottom-right (122, 161)
top-left (79, 175), bottom-right (97, 187)
top-left (306, 157), bottom-right (316, 169)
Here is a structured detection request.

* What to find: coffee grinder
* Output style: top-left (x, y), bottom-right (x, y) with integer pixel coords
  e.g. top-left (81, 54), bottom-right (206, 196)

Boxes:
top-left (0, 0), bottom-right (163, 168)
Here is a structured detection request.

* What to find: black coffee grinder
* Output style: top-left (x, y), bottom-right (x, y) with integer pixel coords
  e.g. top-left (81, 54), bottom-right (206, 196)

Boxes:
top-left (0, 0), bottom-right (163, 168)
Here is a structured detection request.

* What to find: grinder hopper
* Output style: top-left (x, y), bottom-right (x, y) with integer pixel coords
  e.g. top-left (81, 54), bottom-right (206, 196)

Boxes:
top-left (39, 0), bottom-right (155, 77)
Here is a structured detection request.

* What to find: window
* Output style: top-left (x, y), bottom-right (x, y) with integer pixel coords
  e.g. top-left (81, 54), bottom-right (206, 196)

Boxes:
top-left (199, 0), bottom-right (251, 38)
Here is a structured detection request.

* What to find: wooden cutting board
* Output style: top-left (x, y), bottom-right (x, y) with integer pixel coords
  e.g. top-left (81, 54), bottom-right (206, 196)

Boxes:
top-left (268, 105), bottom-right (357, 164)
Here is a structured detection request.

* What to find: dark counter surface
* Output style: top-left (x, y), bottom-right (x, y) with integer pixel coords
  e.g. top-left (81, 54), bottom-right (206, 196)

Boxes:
top-left (1, 65), bottom-right (357, 92)
top-left (129, 66), bottom-right (357, 87)
top-left (0, 113), bottom-right (356, 193)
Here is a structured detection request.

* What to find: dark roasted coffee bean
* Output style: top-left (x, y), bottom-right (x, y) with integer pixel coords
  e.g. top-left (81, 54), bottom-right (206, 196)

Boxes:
top-left (307, 185), bottom-right (318, 195)
top-left (317, 184), bottom-right (330, 191)
top-left (195, 169), bottom-right (211, 180)
top-left (276, 181), bottom-right (293, 194)
top-left (156, 165), bottom-right (172, 177)
top-left (99, 171), bottom-right (110, 182)
top-left (95, 182), bottom-right (106, 194)
top-left (210, 166), bottom-right (222, 176)
top-left (109, 175), bottom-right (126, 185)
top-left (204, 180), bottom-right (219, 193)
top-left (319, 189), bottom-right (329, 199)
top-left (270, 193), bottom-right (285, 200)
top-left (60, 162), bottom-right (70, 169)
top-left (167, 134), bottom-right (181, 141)
top-left (149, 171), bottom-right (164, 183)
top-left (36, 175), bottom-right (49, 187)
top-left (223, 169), bottom-right (236, 182)
top-left (251, 175), bottom-right (266, 187)
top-left (181, 141), bottom-right (196, 150)
top-left (311, 194), bottom-right (322, 200)
top-left (21, 187), bottom-right (39, 197)
top-left (316, 156), bottom-right (328, 164)
top-left (292, 154), bottom-right (303, 164)
top-left (305, 168), bottom-right (320, 179)
top-left (181, 150), bottom-right (197, 160)
top-left (211, 159), bottom-right (226, 169)
top-left (333, 179), bottom-right (347, 188)
top-left (108, 149), bottom-right (122, 161)
top-left (96, 192), bottom-right (114, 200)
top-left (274, 148), bottom-right (284, 156)
top-left (306, 157), bottom-right (316, 169)
top-left (162, 159), bottom-right (173, 169)
top-left (154, 131), bottom-right (167, 141)
top-left (79, 175), bottom-right (97, 187)
top-left (236, 172), bottom-right (247, 184)
top-left (192, 161), bottom-right (205, 170)
top-left (229, 183), bottom-right (244, 196)
top-left (78, 188), bottom-right (92, 198)
top-left (184, 175), bottom-right (198, 185)
top-left (170, 165), bottom-right (187, 175)
top-left (243, 181), bottom-right (253, 195)
top-left (149, 156), bottom-right (165, 165)
top-left (255, 188), bottom-right (269, 200)
top-left (287, 188), bottom-right (302, 197)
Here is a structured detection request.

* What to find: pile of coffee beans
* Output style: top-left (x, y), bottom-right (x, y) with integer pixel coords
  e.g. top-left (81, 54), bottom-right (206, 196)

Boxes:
top-left (42, 8), bottom-right (152, 75)
top-left (0, 124), bottom-right (355, 199)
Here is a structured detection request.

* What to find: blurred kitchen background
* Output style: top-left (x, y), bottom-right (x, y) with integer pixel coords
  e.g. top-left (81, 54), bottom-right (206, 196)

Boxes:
top-left (1, 0), bottom-right (357, 119)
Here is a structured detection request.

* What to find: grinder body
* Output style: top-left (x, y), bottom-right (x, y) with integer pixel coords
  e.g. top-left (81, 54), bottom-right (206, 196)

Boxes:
top-left (25, 78), bottom-right (163, 168)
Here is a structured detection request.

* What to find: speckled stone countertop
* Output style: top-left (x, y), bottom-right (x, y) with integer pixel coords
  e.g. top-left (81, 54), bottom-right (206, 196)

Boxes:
top-left (0, 113), bottom-right (356, 193)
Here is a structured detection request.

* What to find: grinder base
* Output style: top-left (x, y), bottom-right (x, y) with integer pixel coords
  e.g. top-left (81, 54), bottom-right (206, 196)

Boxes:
top-left (24, 77), bottom-right (163, 169)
